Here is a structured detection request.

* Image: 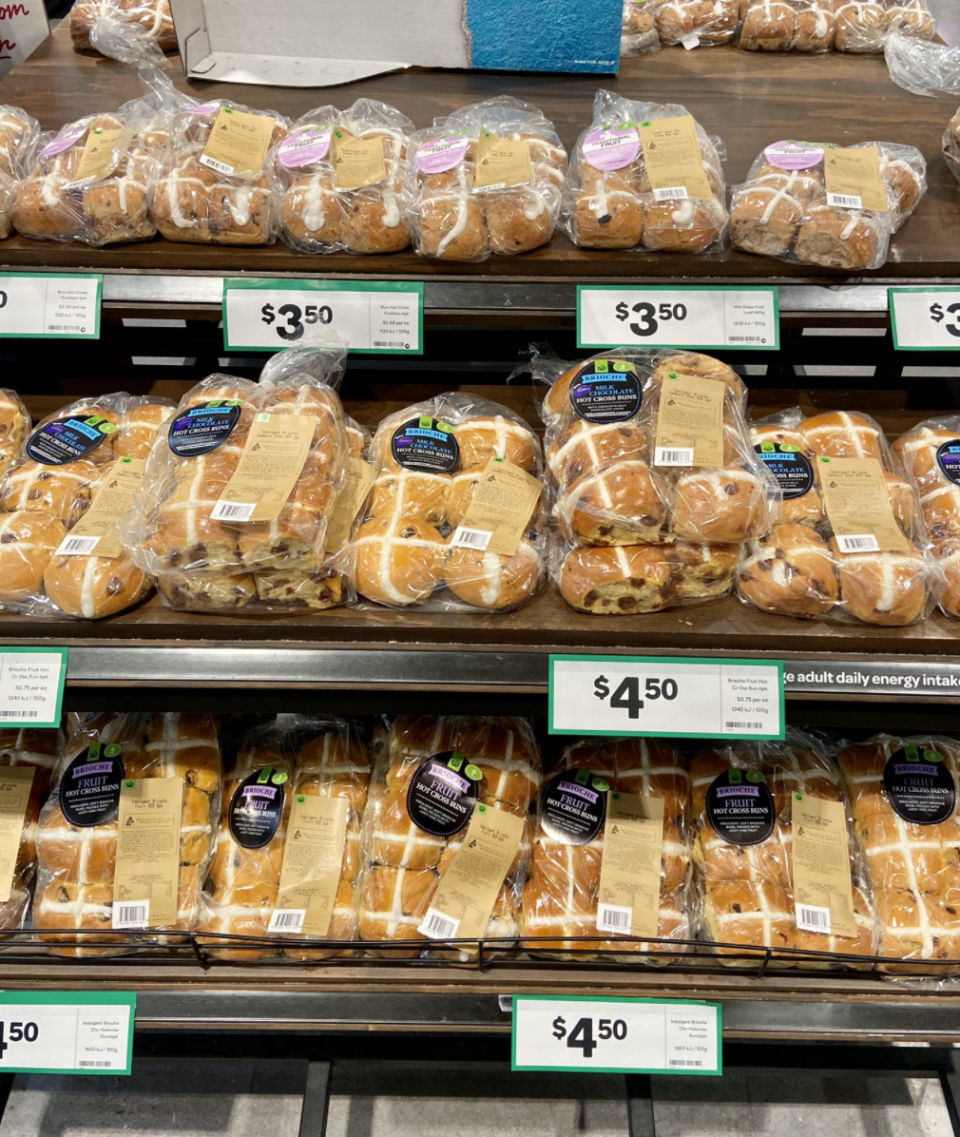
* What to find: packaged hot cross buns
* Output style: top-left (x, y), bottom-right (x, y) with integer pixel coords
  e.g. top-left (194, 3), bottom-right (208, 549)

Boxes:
top-left (0, 393), bottom-right (175, 620)
top-left (35, 713), bottom-right (222, 957)
top-left (0, 107), bottom-right (40, 240)
top-left (730, 139), bottom-right (926, 271)
top-left (357, 716), bottom-right (541, 958)
top-left (945, 109), bottom-right (960, 188)
top-left (520, 739), bottom-right (691, 962)
top-left (562, 92), bottom-right (728, 254)
top-left (197, 715), bottom-right (370, 961)
top-left (70, 0), bottom-right (176, 64)
top-left (0, 389), bottom-right (29, 482)
top-left (835, 0), bottom-right (935, 51)
top-left (351, 392), bottom-right (546, 612)
top-left (125, 346), bottom-right (350, 614)
top-left (407, 96), bottom-right (567, 262)
top-left (12, 101), bottom-right (159, 247)
top-left (838, 734), bottom-right (960, 976)
top-left (737, 0), bottom-right (837, 51)
top-left (277, 100), bottom-right (413, 255)
top-left (690, 733), bottom-right (876, 969)
top-left (656, 0), bottom-right (739, 45)
top-left (621, 0), bottom-right (661, 54)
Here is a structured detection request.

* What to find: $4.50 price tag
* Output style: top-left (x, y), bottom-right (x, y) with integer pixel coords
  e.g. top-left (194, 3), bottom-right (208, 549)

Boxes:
top-left (578, 286), bottom-right (779, 351)
top-left (512, 996), bottom-right (721, 1075)
top-left (0, 274), bottom-right (102, 339)
top-left (0, 992), bottom-right (135, 1074)
top-left (0, 647), bottom-right (67, 729)
top-left (890, 288), bottom-right (960, 351)
top-left (549, 655), bottom-right (784, 740)
top-left (223, 279), bottom-right (423, 354)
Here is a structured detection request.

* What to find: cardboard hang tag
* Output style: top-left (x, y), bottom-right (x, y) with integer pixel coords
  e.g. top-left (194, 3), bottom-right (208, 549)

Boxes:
top-left (331, 129), bottom-right (387, 190)
top-left (597, 793), bottom-right (664, 940)
top-left (474, 128), bottom-right (532, 192)
top-left (792, 793), bottom-right (858, 940)
top-left (653, 371), bottom-right (725, 468)
top-left (212, 414), bottom-right (316, 524)
top-left (637, 115), bottom-right (714, 201)
top-left (200, 106), bottom-right (276, 180)
top-left (325, 457), bottom-right (374, 555)
top-left (824, 145), bottom-right (889, 213)
top-left (451, 457), bottom-right (542, 556)
top-left (74, 126), bottom-right (124, 183)
top-left (819, 457), bottom-right (910, 554)
top-left (113, 777), bottom-right (183, 930)
top-left (0, 767), bottom-right (34, 905)
top-left (56, 457), bottom-right (146, 559)
top-left (272, 795), bottom-right (350, 938)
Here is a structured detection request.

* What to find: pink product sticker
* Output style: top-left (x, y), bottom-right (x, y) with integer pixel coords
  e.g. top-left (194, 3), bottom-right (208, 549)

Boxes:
top-left (763, 140), bottom-right (825, 171)
top-left (277, 127), bottom-right (332, 169)
top-left (582, 124), bottom-right (640, 171)
top-left (183, 102), bottom-right (223, 117)
top-left (416, 134), bottom-right (470, 174)
top-left (39, 124), bottom-right (88, 159)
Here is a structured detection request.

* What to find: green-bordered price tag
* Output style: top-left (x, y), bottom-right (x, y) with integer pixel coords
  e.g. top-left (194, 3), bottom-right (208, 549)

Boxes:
top-left (0, 647), bottom-right (67, 728)
top-left (223, 279), bottom-right (423, 354)
top-left (549, 655), bottom-right (784, 739)
top-left (0, 992), bottom-right (135, 1074)
top-left (578, 285), bottom-right (778, 351)
top-left (890, 288), bottom-right (960, 351)
top-left (512, 996), bottom-right (721, 1075)
top-left (0, 274), bottom-right (102, 339)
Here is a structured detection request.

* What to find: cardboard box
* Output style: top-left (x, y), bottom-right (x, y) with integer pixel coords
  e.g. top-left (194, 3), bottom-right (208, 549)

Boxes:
top-left (169, 0), bottom-right (622, 87)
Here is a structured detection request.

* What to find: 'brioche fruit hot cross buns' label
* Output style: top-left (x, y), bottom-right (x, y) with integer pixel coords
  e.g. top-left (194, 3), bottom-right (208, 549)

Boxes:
top-left (60, 743), bottom-right (124, 828)
top-left (450, 457), bottom-right (542, 556)
top-left (818, 456), bottom-right (910, 554)
top-left (407, 752), bottom-right (481, 837)
top-left (229, 766), bottom-right (288, 849)
top-left (654, 371), bottom-right (725, 467)
top-left (883, 745), bottom-right (956, 825)
top-left (268, 794), bottom-right (349, 938)
top-left (596, 792), bottom-right (664, 939)
top-left (824, 145), bottom-right (888, 213)
top-left (331, 130), bottom-right (387, 190)
top-left (0, 767), bottom-right (34, 904)
top-left (705, 768), bottom-right (775, 846)
top-left (570, 360), bottom-right (642, 424)
top-left (474, 128), bottom-right (532, 192)
top-left (113, 777), bottom-right (182, 930)
top-left (56, 457), bottom-right (146, 559)
top-left (211, 413), bottom-right (315, 524)
top-left (637, 116), bottom-right (713, 202)
top-left (792, 793), bottom-right (858, 939)
top-left (200, 106), bottom-right (277, 181)
top-left (540, 768), bottom-right (610, 846)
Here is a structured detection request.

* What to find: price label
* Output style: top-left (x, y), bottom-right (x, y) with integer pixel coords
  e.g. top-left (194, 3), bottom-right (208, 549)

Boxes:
top-left (512, 996), bottom-right (721, 1075)
top-left (549, 655), bottom-right (783, 739)
top-left (578, 286), bottom-right (778, 351)
top-left (890, 288), bottom-right (960, 351)
top-left (0, 992), bottom-right (135, 1074)
top-left (0, 274), bottom-right (102, 339)
top-left (223, 279), bottom-right (423, 354)
top-left (0, 647), bottom-right (67, 728)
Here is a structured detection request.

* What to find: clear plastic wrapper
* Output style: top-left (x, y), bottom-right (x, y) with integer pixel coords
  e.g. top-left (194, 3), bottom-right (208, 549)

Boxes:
top-left (562, 91), bottom-right (728, 254)
top-left (197, 715), bottom-right (371, 961)
top-left (406, 96), bottom-right (567, 262)
top-left (888, 35), bottom-right (960, 98)
top-left (276, 100), bottom-right (414, 255)
top-left (621, 0), bottom-right (661, 54)
top-left (0, 107), bottom-right (40, 240)
top-left (737, 0), bottom-right (837, 52)
top-left (0, 394), bottom-right (174, 620)
top-left (690, 731), bottom-right (877, 968)
top-left (350, 392), bottom-right (546, 612)
top-left (944, 108), bottom-right (960, 186)
top-left (730, 138), bottom-right (925, 271)
top-left (71, 0), bottom-right (177, 60)
top-left (12, 101), bottom-right (159, 247)
top-left (836, 0), bottom-right (935, 52)
top-left (0, 389), bottom-right (30, 481)
top-left (34, 713), bottom-right (222, 957)
top-left (520, 739), bottom-right (690, 962)
top-left (838, 734), bottom-right (960, 976)
top-left (357, 716), bottom-right (541, 958)
top-left (655, 0), bottom-right (739, 46)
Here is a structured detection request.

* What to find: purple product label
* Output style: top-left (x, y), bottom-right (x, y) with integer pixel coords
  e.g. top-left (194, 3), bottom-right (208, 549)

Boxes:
top-left (39, 124), bottom-right (88, 160)
top-left (582, 123), bottom-right (640, 171)
top-left (278, 126), bottom-right (332, 169)
top-left (540, 768), bottom-right (610, 846)
top-left (763, 140), bottom-right (825, 171)
top-left (229, 766), bottom-right (288, 849)
top-left (936, 440), bottom-right (960, 487)
top-left (416, 133), bottom-right (470, 174)
top-left (884, 746), bottom-right (956, 826)
top-left (183, 102), bottom-right (223, 117)
top-left (60, 746), bottom-right (124, 828)
top-left (406, 752), bottom-right (480, 837)
top-left (705, 769), bottom-right (775, 847)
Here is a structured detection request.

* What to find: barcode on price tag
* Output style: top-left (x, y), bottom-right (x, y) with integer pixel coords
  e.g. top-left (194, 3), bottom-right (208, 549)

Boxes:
top-left (826, 193), bottom-right (862, 209)
top-left (654, 447), bottom-right (694, 467)
top-left (56, 535), bottom-right (101, 557)
top-left (267, 909), bottom-right (306, 934)
top-left (450, 526), bottom-right (493, 550)
top-left (836, 534), bottom-right (881, 554)
top-left (199, 155), bottom-right (234, 175)
top-left (596, 904), bottom-right (632, 934)
top-left (210, 501), bottom-right (256, 522)
top-left (0, 992), bottom-right (135, 1075)
top-left (112, 901), bottom-right (149, 930)
top-left (419, 907), bottom-right (460, 939)
top-left (796, 904), bottom-right (832, 934)
top-left (653, 187), bottom-right (688, 201)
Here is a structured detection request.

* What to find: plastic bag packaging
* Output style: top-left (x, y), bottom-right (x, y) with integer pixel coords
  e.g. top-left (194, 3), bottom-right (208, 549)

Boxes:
top-left (125, 346), bottom-right (350, 614)
top-left (730, 139), bottom-right (925, 271)
top-left (945, 109), bottom-right (960, 185)
top-left (562, 91), bottom-right (728, 254)
top-left (690, 731), bottom-right (877, 969)
top-left (750, 409), bottom-right (825, 528)
top-left (838, 734), bottom-right (960, 976)
top-left (406, 96), bottom-right (568, 262)
top-left (621, 0), bottom-right (661, 54)
top-left (0, 107), bottom-right (40, 240)
top-left (277, 100), bottom-right (414, 255)
top-left (0, 394), bottom-right (175, 620)
top-left (738, 408), bottom-right (934, 625)
top-left (350, 392), bottom-right (546, 612)
top-left (0, 389), bottom-right (30, 481)
top-left (737, 0), bottom-right (837, 52)
top-left (836, 0), bottom-right (935, 53)
top-left (197, 715), bottom-right (371, 961)
top-left (71, 0), bottom-right (177, 59)
top-left (12, 100), bottom-right (160, 247)
top-left (655, 0), bottom-right (739, 46)
top-left (519, 739), bottom-right (691, 962)
top-left (34, 713), bottom-right (222, 957)
top-left (357, 716), bottom-right (541, 959)
top-left (888, 35), bottom-right (960, 98)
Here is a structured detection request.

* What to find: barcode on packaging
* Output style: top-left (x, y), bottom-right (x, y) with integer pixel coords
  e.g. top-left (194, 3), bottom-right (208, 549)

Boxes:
top-left (653, 186), bottom-right (688, 201)
top-left (267, 909), bottom-right (306, 934)
top-left (112, 901), bottom-right (149, 930)
top-left (796, 904), bottom-right (832, 934)
top-left (55, 535), bottom-right (100, 557)
top-left (210, 500), bottom-right (256, 522)
top-left (654, 447), bottom-right (694, 467)
top-left (450, 526), bottom-right (493, 551)
top-left (199, 154), bottom-right (234, 176)
top-left (596, 904), bottom-right (633, 934)
top-left (827, 193), bottom-right (862, 210)
top-left (836, 534), bottom-right (881, 554)
top-left (418, 907), bottom-right (460, 940)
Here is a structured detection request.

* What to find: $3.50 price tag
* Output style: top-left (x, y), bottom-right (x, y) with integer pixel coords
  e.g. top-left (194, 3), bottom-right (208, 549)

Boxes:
top-left (512, 996), bottom-right (721, 1075)
top-left (0, 274), bottom-right (102, 339)
top-left (549, 655), bottom-right (784, 739)
top-left (890, 288), bottom-right (960, 351)
top-left (0, 992), bottom-right (135, 1074)
top-left (578, 286), bottom-right (778, 351)
top-left (223, 279), bottom-right (423, 354)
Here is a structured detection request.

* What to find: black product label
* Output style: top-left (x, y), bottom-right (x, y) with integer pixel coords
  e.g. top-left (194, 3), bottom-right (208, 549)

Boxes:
top-left (390, 417), bottom-right (460, 474)
top-left (229, 766), bottom-right (289, 849)
top-left (883, 746), bottom-right (956, 826)
top-left (755, 441), bottom-right (815, 500)
top-left (26, 415), bottom-right (116, 465)
top-left (60, 742), bottom-right (125, 828)
top-left (406, 751), bottom-right (480, 837)
top-left (936, 440), bottom-right (960, 488)
top-left (705, 769), bottom-right (776, 846)
top-left (167, 401), bottom-right (243, 457)
top-left (540, 767), bottom-right (610, 846)
top-left (569, 360), bottom-right (642, 425)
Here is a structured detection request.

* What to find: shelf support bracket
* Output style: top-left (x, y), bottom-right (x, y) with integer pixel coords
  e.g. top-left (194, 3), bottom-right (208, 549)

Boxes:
top-left (298, 1060), bottom-right (332, 1137)
top-left (626, 1073), bottom-right (656, 1137)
